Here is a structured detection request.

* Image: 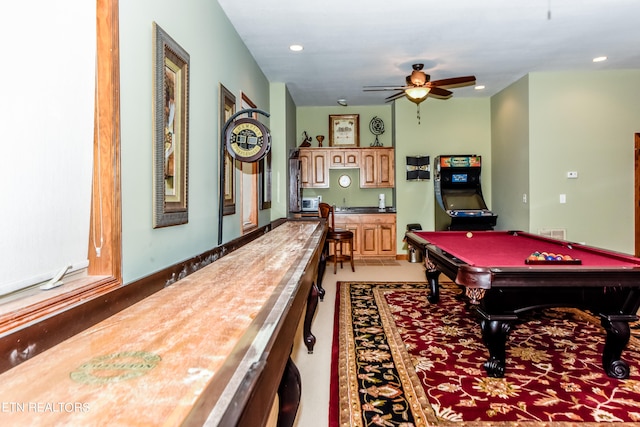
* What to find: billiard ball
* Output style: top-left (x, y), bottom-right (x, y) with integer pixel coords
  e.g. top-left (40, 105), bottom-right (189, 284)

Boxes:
top-left (466, 232), bottom-right (473, 238)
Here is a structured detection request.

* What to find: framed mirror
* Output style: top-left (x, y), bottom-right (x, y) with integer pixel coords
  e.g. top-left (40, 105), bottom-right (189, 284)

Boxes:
top-left (338, 174), bottom-right (351, 188)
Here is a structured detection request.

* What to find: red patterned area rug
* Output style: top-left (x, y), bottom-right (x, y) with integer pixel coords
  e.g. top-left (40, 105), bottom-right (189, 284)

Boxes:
top-left (329, 281), bottom-right (640, 426)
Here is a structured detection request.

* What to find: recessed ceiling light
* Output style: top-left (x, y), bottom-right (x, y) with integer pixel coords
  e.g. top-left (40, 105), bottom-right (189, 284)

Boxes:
top-left (593, 56), bottom-right (607, 63)
top-left (475, 85), bottom-right (485, 90)
top-left (289, 44), bottom-right (304, 52)
top-left (337, 98), bottom-right (348, 106)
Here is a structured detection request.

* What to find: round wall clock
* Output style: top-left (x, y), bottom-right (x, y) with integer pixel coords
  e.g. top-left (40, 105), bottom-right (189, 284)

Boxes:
top-left (338, 174), bottom-right (351, 188)
top-left (225, 118), bottom-right (271, 162)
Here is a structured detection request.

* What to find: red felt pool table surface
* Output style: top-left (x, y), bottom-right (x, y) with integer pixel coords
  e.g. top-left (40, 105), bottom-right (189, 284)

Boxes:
top-left (410, 230), bottom-right (640, 268)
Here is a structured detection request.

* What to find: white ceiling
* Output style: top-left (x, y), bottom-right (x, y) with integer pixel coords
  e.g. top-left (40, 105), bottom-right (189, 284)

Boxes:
top-left (217, 0), bottom-right (640, 107)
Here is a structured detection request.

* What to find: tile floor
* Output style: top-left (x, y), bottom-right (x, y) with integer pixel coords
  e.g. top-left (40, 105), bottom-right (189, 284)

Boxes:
top-left (291, 258), bottom-right (426, 427)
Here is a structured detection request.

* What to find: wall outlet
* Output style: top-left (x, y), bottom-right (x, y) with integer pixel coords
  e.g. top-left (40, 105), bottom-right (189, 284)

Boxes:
top-left (567, 171), bottom-right (578, 179)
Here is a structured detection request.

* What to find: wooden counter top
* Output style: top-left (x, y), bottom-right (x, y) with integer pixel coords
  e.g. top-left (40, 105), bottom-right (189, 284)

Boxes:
top-left (0, 220), bottom-right (325, 426)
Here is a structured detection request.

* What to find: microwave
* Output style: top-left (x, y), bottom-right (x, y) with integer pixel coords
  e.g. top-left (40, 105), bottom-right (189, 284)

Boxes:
top-left (301, 196), bottom-right (321, 212)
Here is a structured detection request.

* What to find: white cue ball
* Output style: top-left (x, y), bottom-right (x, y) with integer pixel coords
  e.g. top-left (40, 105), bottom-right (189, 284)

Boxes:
top-left (466, 232), bottom-right (473, 238)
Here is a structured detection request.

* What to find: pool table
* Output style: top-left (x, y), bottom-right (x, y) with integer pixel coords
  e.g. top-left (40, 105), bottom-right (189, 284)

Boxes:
top-left (404, 230), bottom-right (640, 379)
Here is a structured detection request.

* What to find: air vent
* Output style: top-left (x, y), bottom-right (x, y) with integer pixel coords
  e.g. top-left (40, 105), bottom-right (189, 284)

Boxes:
top-left (538, 228), bottom-right (566, 240)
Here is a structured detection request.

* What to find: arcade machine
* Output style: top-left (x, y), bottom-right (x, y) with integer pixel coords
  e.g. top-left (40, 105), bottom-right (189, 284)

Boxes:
top-left (434, 154), bottom-right (497, 230)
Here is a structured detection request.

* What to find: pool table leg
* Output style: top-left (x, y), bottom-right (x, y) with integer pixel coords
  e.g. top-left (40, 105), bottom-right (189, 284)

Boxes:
top-left (600, 314), bottom-right (634, 379)
top-left (477, 311), bottom-right (517, 378)
top-left (425, 262), bottom-right (441, 303)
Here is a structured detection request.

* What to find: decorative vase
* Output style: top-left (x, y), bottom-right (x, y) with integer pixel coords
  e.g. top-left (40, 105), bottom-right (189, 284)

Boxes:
top-left (316, 135), bottom-right (324, 147)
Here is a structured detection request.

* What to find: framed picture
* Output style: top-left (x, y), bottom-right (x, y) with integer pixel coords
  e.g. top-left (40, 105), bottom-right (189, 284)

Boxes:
top-left (153, 22), bottom-right (190, 228)
top-left (220, 84), bottom-right (236, 216)
top-left (329, 114), bottom-right (359, 147)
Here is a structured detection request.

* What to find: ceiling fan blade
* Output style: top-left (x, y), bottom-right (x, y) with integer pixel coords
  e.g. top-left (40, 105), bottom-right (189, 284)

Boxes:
top-left (429, 76), bottom-right (476, 89)
top-left (363, 85), bottom-right (407, 92)
top-left (385, 91), bottom-right (405, 102)
top-left (363, 85), bottom-right (402, 88)
top-left (428, 87), bottom-right (453, 99)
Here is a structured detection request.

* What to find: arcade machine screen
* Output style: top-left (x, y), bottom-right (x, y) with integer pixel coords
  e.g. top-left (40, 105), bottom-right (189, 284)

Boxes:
top-left (442, 189), bottom-right (488, 210)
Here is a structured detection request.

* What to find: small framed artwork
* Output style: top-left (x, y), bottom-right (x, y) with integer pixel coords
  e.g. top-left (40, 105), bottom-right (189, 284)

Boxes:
top-left (152, 22), bottom-right (190, 228)
top-left (329, 114), bottom-right (359, 147)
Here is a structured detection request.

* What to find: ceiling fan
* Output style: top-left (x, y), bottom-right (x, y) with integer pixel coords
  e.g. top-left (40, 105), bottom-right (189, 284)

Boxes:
top-left (363, 64), bottom-right (476, 122)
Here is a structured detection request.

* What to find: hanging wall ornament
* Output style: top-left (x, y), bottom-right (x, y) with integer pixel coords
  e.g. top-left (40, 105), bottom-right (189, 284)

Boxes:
top-left (225, 116), bottom-right (271, 162)
top-left (369, 116), bottom-right (385, 146)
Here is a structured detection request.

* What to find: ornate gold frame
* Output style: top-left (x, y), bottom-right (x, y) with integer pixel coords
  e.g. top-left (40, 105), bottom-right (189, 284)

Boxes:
top-left (220, 84), bottom-right (236, 216)
top-left (152, 22), bottom-right (190, 227)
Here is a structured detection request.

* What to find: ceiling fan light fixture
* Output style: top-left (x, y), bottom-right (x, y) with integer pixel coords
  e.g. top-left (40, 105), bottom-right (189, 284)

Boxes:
top-left (405, 87), bottom-right (430, 104)
top-left (410, 70), bottom-right (427, 86)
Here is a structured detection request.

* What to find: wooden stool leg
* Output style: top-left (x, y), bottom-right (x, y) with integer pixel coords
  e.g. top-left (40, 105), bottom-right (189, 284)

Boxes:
top-left (332, 240), bottom-right (338, 274)
top-left (349, 238), bottom-right (355, 272)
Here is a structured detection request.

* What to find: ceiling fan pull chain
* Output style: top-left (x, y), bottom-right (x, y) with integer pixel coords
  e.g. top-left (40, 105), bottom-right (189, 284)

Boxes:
top-left (417, 104), bottom-right (421, 124)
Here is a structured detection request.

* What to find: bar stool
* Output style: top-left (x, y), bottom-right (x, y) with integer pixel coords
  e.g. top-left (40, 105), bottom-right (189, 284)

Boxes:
top-left (319, 202), bottom-right (355, 274)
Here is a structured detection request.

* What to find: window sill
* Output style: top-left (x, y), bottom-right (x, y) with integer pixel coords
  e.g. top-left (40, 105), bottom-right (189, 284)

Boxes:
top-left (0, 275), bottom-right (117, 336)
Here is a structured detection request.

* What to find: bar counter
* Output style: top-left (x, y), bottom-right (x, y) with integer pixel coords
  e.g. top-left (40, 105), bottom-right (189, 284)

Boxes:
top-left (0, 220), bottom-right (326, 426)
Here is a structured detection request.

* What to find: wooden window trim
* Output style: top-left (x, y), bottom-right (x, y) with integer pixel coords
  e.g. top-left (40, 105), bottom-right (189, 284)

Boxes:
top-left (635, 133), bottom-right (640, 257)
top-left (0, 0), bottom-right (122, 336)
top-left (240, 93), bottom-right (260, 234)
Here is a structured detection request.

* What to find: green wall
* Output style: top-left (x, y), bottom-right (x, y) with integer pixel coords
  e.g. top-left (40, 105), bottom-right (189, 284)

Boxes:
top-left (119, 0), bottom-right (271, 283)
top-left (491, 75), bottom-right (530, 232)
top-left (528, 70), bottom-right (640, 252)
top-left (492, 70), bottom-right (640, 253)
top-left (268, 82), bottom-right (298, 220)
